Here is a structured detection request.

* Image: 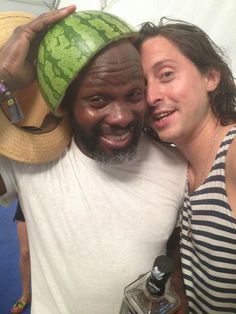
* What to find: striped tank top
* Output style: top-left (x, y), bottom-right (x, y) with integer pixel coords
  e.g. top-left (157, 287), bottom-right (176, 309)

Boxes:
top-left (180, 126), bottom-right (236, 313)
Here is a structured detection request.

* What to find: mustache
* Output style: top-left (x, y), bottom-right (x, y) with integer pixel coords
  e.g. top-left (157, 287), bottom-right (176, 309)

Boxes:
top-left (100, 124), bottom-right (136, 135)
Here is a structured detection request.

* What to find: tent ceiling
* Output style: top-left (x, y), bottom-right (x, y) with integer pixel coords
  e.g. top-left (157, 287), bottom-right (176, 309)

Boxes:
top-left (101, 0), bottom-right (118, 10)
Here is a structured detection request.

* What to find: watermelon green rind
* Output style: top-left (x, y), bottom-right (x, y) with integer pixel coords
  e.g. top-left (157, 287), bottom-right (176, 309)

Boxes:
top-left (37, 10), bottom-right (137, 115)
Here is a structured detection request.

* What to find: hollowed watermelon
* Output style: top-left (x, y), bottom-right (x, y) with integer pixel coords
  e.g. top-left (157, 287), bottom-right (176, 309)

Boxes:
top-left (37, 10), bottom-right (137, 115)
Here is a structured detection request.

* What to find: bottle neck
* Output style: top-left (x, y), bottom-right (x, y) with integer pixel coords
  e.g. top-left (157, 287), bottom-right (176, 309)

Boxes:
top-left (146, 272), bottom-right (166, 297)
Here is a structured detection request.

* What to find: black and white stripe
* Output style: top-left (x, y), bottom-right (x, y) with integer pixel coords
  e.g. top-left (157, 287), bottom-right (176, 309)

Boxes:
top-left (181, 127), bottom-right (236, 313)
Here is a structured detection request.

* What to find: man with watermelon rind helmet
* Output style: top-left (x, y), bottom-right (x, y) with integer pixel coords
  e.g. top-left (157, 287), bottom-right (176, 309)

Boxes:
top-left (0, 6), bottom-right (187, 314)
top-left (36, 10), bottom-right (138, 115)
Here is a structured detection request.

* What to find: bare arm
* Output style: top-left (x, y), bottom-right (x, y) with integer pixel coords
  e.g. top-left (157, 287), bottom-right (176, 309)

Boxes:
top-left (0, 7), bottom-right (76, 196)
top-left (0, 5), bottom-right (76, 91)
top-left (167, 227), bottom-right (188, 314)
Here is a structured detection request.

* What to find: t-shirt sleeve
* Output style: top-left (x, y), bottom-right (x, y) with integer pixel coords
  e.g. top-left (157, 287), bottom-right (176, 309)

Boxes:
top-left (0, 156), bottom-right (17, 206)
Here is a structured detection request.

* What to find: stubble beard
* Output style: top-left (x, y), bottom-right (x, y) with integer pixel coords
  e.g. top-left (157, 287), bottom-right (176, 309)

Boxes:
top-left (73, 120), bottom-right (142, 165)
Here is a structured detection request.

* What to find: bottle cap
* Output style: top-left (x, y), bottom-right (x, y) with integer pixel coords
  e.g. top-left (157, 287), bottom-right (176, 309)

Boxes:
top-left (146, 255), bottom-right (174, 296)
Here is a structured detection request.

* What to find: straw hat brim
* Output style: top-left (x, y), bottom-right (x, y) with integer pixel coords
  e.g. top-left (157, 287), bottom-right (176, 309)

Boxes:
top-left (0, 110), bottom-right (71, 163)
top-left (0, 12), bottom-right (72, 164)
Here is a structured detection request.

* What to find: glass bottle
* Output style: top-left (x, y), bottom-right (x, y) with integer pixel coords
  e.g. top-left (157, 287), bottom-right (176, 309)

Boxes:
top-left (120, 255), bottom-right (180, 314)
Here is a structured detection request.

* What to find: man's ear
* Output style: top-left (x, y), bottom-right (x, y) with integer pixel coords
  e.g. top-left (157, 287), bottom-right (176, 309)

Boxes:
top-left (206, 68), bottom-right (221, 92)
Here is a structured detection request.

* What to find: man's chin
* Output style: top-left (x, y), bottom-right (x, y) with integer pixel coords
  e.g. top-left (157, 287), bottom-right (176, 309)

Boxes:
top-left (73, 123), bottom-right (141, 164)
top-left (91, 146), bottom-right (137, 165)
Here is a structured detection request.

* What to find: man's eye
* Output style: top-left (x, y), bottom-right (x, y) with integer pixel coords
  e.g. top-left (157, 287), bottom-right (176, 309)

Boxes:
top-left (88, 96), bottom-right (108, 108)
top-left (127, 90), bottom-right (144, 103)
top-left (89, 96), bottom-right (105, 103)
top-left (161, 71), bottom-right (174, 81)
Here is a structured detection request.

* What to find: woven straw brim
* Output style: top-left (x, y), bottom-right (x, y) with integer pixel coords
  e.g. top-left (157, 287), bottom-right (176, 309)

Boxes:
top-left (0, 111), bottom-right (71, 163)
top-left (0, 12), bottom-right (72, 164)
top-left (0, 12), bottom-right (35, 47)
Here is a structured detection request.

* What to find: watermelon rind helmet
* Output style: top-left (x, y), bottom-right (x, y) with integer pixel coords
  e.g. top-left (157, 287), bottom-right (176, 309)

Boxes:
top-left (37, 10), bottom-right (137, 116)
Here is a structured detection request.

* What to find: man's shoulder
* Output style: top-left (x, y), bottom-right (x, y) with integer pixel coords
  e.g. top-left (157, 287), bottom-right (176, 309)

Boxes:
top-left (141, 135), bottom-right (186, 164)
top-left (0, 148), bottom-right (68, 177)
top-left (139, 135), bottom-right (187, 194)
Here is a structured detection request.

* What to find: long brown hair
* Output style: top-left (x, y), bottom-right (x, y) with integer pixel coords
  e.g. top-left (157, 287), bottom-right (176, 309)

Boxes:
top-left (135, 18), bottom-right (236, 125)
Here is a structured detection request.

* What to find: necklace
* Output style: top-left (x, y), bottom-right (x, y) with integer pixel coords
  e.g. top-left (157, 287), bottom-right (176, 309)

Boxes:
top-left (187, 121), bottom-right (221, 239)
top-left (188, 121), bottom-right (220, 191)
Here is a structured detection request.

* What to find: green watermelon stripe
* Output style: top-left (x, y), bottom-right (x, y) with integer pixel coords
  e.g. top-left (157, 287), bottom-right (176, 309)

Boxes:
top-left (37, 45), bottom-right (56, 107)
top-left (38, 30), bottom-right (65, 106)
top-left (79, 11), bottom-right (136, 32)
top-left (38, 24), bottom-right (86, 108)
top-left (38, 40), bottom-right (66, 108)
top-left (39, 26), bottom-right (130, 109)
top-left (37, 11), bottom-right (137, 113)
top-left (80, 13), bottom-right (135, 38)
top-left (39, 21), bottom-right (107, 108)
top-left (65, 15), bottom-right (124, 44)
top-left (39, 20), bottom-right (104, 106)
top-left (99, 14), bottom-right (136, 33)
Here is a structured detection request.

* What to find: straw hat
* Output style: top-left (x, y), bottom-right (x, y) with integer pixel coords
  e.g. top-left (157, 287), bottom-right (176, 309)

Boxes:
top-left (0, 12), bottom-right (71, 164)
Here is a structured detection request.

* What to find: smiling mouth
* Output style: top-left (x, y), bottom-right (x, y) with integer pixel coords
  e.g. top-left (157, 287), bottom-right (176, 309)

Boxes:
top-left (154, 110), bottom-right (176, 121)
top-left (103, 130), bottom-right (132, 141)
top-left (101, 128), bottom-right (134, 149)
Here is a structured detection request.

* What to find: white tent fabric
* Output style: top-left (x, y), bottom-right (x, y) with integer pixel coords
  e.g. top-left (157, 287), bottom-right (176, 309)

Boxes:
top-left (59, 0), bottom-right (236, 76)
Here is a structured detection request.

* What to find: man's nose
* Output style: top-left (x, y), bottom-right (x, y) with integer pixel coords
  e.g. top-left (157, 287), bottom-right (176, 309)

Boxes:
top-left (106, 102), bottom-right (134, 127)
top-left (146, 81), bottom-right (163, 107)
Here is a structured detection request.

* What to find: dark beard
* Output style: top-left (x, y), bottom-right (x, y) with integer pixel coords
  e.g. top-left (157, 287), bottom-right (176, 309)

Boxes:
top-left (73, 120), bottom-right (141, 165)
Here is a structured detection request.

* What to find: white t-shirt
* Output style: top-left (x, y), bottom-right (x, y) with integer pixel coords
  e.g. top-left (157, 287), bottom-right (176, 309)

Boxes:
top-left (0, 135), bottom-right (187, 314)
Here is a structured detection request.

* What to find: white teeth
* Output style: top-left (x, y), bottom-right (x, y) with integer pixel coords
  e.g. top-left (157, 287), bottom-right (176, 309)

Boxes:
top-left (103, 131), bottom-right (131, 141)
top-left (156, 111), bottom-right (173, 120)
